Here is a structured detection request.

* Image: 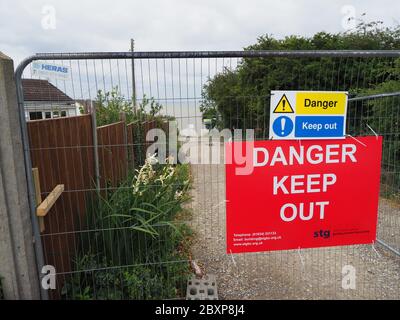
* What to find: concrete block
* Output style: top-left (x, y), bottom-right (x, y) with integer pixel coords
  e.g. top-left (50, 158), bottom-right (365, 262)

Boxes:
top-left (186, 274), bottom-right (218, 300)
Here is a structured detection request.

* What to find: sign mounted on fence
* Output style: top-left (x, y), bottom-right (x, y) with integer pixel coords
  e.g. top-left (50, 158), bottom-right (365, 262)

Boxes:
top-left (32, 61), bottom-right (70, 80)
top-left (225, 136), bottom-right (382, 253)
top-left (269, 90), bottom-right (348, 140)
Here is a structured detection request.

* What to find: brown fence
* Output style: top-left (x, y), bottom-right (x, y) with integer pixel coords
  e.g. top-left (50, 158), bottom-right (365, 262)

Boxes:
top-left (28, 115), bottom-right (95, 298)
top-left (126, 122), bottom-right (136, 169)
top-left (97, 121), bottom-right (128, 189)
top-left (27, 113), bottom-right (165, 298)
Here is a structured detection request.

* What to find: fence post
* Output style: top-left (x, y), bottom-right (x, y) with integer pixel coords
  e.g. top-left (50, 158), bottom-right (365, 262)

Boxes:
top-left (0, 52), bottom-right (41, 299)
top-left (119, 112), bottom-right (129, 176)
top-left (90, 101), bottom-right (101, 192)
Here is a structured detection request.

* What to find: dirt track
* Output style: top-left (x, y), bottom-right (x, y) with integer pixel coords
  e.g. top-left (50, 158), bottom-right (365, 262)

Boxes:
top-left (188, 141), bottom-right (400, 300)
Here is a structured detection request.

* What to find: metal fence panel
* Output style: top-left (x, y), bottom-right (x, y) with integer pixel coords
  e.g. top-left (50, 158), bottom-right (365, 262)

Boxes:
top-left (15, 51), bottom-right (400, 300)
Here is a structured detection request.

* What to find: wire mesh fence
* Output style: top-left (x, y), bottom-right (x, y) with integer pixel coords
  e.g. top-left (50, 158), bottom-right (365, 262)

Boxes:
top-left (15, 51), bottom-right (400, 300)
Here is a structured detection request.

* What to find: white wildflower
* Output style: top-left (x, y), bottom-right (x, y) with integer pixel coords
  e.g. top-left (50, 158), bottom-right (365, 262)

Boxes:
top-left (146, 153), bottom-right (158, 165)
top-left (174, 190), bottom-right (183, 200)
top-left (133, 157), bottom-right (156, 195)
top-left (165, 166), bottom-right (175, 179)
top-left (158, 174), bottom-right (166, 186)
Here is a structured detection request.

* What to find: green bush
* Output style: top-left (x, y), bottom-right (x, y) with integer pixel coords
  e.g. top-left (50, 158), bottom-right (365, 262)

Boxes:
top-left (201, 20), bottom-right (400, 132)
top-left (92, 88), bottom-right (165, 127)
top-left (201, 20), bottom-right (400, 196)
top-left (62, 159), bottom-right (193, 300)
top-left (91, 88), bottom-right (174, 167)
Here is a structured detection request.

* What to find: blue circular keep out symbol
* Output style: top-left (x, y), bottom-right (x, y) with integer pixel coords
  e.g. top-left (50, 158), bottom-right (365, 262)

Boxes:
top-left (272, 116), bottom-right (294, 137)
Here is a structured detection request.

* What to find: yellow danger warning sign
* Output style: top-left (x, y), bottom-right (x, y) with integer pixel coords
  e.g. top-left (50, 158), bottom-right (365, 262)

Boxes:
top-left (269, 90), bottom-right (348, 140)
top-left (296, 92), bottom-right (347, 115)
top-left (273, 94), bottom-right (294, 113)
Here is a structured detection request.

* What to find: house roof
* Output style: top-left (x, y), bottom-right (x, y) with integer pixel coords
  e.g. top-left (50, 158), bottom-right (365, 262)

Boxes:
top-left (22, 79), bottom-right (74, 103)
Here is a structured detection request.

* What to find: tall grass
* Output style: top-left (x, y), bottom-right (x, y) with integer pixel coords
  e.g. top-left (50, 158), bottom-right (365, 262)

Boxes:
top-left (62, 157), bottom-right (193, 299)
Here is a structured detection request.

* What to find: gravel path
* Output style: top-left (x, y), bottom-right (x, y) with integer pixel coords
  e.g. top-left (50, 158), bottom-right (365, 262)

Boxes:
top-left (188, 141), bottom-right (400, 300)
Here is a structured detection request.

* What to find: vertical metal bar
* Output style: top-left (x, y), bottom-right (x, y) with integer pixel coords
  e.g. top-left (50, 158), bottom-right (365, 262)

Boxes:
top-left (90, 101), bottom-right (101, 192)
top-left (119, 111), bottom-right (129, 177)
top-left (376, 239), bottom-right (400, 257)
top-left (14, 74), bottom-right (49, 300)
top-left (131, 39), bottom-right (137, 109)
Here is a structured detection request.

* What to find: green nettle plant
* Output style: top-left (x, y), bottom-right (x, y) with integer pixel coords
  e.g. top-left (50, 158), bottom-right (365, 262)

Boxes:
top-left (62, 157), bottom-right (193, 300)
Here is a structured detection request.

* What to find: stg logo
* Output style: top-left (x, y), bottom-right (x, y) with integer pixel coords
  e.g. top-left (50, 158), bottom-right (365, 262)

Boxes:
top-left (313, 229), bottom-right (330, 239)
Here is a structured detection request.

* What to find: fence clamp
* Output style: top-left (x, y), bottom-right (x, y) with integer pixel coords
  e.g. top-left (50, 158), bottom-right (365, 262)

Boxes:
top-left (32, 168), bottom-right (64, 232)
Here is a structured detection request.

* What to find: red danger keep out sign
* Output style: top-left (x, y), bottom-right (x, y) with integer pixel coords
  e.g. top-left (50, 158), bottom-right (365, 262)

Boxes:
top-left (225, 136), bottom-right (382, 253)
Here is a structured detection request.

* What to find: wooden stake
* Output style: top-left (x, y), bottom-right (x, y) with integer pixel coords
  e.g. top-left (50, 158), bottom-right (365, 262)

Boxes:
top-left (32, 168), bottom-right (64, 232)
top-left (37, 185), bottom-right (64, 217)
top-left (32, 168), bottom-right (45, 232)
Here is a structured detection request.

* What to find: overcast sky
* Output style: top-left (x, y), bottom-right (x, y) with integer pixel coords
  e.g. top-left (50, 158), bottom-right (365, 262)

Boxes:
top-left (1, 0), bottom-right (399, 66)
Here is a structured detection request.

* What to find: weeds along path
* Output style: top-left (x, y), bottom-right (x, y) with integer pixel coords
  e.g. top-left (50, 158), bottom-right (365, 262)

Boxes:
top-left (188, 140), bottom-right (400, 299)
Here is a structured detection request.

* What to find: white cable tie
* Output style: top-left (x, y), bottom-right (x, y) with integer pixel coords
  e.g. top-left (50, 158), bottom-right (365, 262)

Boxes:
top-left (372, 241), bottom-right (381, 258)
top-left (297, 247), bottom-right (305, 268)
top-left (366, 124), bottom-right (378, 140)
top-left (229, 249), bottom-right (237, 267)
top-left (346, 134), bottom-right (367, 147)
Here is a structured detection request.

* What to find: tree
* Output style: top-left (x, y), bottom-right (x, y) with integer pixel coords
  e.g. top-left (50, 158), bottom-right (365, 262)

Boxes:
top-left (201, 19), bottom-right (400, 195)
top-left (94, 88), bottom-right (164, 127)
top-left (201, 20), bottom-right (400, 134)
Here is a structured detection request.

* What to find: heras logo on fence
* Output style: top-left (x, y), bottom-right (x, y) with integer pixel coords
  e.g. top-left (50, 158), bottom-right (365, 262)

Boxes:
top-left (225, 136), bottom-right (382, 253)
top-left (269, 90), bottom-right (348, 140)
top-left (32, 61), bottom-right (70, 80)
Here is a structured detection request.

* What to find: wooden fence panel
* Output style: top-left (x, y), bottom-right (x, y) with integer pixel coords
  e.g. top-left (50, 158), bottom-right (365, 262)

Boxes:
top-left (97, 121), bottom-right (128, 189)
top-left (26, 115), bottom-right (155, 298)
top-left (27, 114), bottom-right (95, 298)
top-left (126, 122), bottom-right (135, 171)
top-left (128, 121), bottom-right (146, 166)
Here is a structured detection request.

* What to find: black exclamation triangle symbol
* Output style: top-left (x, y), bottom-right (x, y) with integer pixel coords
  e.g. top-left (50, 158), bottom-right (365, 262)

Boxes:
top-left (282, 99), bottom-right (286, 111)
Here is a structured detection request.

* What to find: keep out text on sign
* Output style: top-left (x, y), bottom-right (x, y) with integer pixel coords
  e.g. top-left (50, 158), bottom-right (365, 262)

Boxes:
top-left (225, 136), bottom-right (382, 253)
top-left (269, 90), bottom-right (348, 140)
